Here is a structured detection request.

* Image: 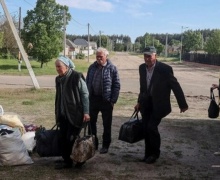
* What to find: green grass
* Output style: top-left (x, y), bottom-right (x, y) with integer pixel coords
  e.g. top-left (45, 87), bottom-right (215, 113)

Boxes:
top-left (0, 58), bottom-right (93, 76)
top-left (0, 88), bottom-right (56, 128)
top-left (157, 56), bottom-right (180, 62)
top-left (131, 53), bottom-right (180, 63)
top-left (0, 51), bottom-right (120, 76)
top-left (0, 89), bottom-right (135, 128)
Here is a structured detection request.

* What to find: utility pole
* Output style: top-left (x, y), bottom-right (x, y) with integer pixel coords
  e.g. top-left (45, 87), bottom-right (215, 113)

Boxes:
top-left (99, 31), bottom-right (101, 47)
top-left (18, 7), bottom-right (22, 71)
top-left (165, 33), bottom-right (168, 58)
top-left (152, 36), bottom-right (154, 46)
top-left (180, 26), bottom-right (188, 62)
top-left (63, 10), bottom-right (66, 56)
top-left (0, 0), bottom-right (40, 89)
top-left (99, 30), bottom-right (103, 47)
top-left (145, 37), bottom-right (146, 48)
top-left (18, 7), bottom-right (21, 37)
top-left (201, 33), bottom-right (204, 49)
top-left (87, 23), bottom-right (90, 62)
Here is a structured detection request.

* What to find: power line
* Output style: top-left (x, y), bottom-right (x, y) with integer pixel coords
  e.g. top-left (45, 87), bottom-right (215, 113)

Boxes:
top-left (4, 1), bottom-right (99, 36)
top-left (22, 0), bottom-right (34, 8)
top-left (68, 18), bottom-right (99, 36)
top-left (71, 18), bottom-right (86, 27)
top-left (89, 24), bottom-right (98, 34)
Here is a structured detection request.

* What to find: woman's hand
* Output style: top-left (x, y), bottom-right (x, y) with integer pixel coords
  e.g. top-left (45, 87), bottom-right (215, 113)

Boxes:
top-left (83, 114), bottom-right (90, 122)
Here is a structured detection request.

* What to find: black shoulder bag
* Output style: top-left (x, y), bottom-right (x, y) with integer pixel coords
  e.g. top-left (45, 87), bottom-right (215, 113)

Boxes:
top-left (118, 110), bottom-right (144, 143)
top-left (34, 124), bottom-right (61, 157)
top-left (208, 88), bottom-right (219, 118)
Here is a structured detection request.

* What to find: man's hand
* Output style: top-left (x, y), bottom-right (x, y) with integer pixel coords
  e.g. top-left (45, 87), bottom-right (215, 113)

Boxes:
top-left (134, 103), bottom-right (140, 111)
top-left (212, 84), bottom-right (219, 89)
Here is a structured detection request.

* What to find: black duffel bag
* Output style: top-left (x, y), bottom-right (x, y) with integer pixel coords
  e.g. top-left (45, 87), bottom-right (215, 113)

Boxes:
top-left (208, 88), bottom-right (219, 118)
top-left (118, 110), bottom-right (144, 143)
top-left (34, 124), bottom-right (61, 157)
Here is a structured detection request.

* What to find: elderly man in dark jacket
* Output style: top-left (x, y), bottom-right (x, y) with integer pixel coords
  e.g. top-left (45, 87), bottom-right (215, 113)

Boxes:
top-left (135, 46), bottom-right (188, 164)
top-left (86, 47), bottom-right (120, 154)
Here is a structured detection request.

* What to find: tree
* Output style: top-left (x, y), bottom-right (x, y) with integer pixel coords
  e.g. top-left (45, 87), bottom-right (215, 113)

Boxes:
top-left (21, 0), bottom-right (71, 68)
top-left (99, 35), bottom-right (108, 48)
top-left (169, 39), bottom-right (180, 46)
top-left (182, 30), bottom-right (202, 52)
top-left (204, 30), bottom-right (220, 54)
top-left (0, 15), bottom-right (19, 58)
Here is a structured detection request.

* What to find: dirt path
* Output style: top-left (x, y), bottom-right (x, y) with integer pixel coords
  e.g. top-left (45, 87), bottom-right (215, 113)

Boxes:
top-left (110, 52), bottom-right (219, 120)
top-left (111, 52), bottom-right (219, 96)
top-left (1, 52), bottom-right (220, 179)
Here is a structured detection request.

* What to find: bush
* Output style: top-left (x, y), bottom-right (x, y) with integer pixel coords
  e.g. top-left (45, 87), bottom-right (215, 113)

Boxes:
top-left (76, 53), bottom-right (85, 60)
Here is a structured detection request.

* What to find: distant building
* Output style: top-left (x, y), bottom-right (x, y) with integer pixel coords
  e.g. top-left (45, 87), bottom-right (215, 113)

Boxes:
top-left (73, 38), bottom-right (95, 56)
top-left (60, 39), bottom-right (97, 59)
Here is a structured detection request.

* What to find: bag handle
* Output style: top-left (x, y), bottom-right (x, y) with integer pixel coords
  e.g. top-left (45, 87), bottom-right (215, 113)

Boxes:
top-left (129, 110), bottom-right (139, 121)
top-left (81, 121), bottom-right (93, 137)
top-left (210, 88), bottom-right (217, 101)
top-left (81, 122), bottom-right (95, 143)
top-left (51, 124), bottom-right (59, 130)
top-left (219, 85), bottom-right (220, 105)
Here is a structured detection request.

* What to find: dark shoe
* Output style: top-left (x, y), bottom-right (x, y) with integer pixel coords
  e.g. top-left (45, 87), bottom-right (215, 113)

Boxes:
top-left (139, 154), bottom-right (150, 162)
top-left (145, 156), bottom-right (157, 164)
top-left (75, 162), bottom-right (85, 169)
top-left (99, 147), bottom-right (108, 154)
top-left (54, 159), bottom-right (64, 164)
top-left (140, 157), bottom-right (148, 162)
top-left (55, 163), bottom-right (72, 170)
top-left (95, 137), bottom-right (99, 150)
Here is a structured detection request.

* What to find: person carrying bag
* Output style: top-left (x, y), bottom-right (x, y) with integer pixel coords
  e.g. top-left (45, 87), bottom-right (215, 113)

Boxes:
top-left (208, 87), bottom-right (219, 118)
top-left (54, 56), bottom-right (90, 169)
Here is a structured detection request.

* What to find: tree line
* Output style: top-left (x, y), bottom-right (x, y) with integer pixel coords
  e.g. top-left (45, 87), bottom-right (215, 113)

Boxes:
top-left (0, 0), bottom-right (219, 67)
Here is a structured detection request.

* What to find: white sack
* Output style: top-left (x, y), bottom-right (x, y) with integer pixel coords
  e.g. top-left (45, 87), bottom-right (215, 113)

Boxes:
top-left (22, 131), bottom-right (36, 153)
top-left (0, 128), bottom-right (33, 166)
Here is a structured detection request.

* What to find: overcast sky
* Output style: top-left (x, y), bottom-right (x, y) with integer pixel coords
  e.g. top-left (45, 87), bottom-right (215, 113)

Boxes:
top-left (2, 0), bottom-right (220, 42)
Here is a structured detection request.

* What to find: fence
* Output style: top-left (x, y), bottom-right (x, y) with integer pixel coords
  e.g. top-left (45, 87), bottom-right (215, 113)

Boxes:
top-left (183, 53), bottom-right (220, 66)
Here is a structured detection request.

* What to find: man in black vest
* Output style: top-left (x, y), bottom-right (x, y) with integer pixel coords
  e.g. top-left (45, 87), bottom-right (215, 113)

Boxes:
top-left (135, 46), bottom-right (188, 164)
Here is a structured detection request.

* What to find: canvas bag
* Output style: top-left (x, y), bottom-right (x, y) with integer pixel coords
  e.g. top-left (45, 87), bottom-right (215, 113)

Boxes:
top-left (208, 88), bottom-right (219, 118)
top-left (34, 124), bottom-right (61, 157)
top-left (118, 110), bottom-right (144, 143)
top-left (70, 122), bottom-right (95, 163)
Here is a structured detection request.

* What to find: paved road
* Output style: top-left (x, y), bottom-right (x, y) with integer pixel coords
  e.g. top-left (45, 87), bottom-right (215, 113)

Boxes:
top-left (0, 75), bottom-right (56, 89)
top-left (0, 52), bottom-right (219, 97)
top-left (0, 52), bottom-right (142, 93)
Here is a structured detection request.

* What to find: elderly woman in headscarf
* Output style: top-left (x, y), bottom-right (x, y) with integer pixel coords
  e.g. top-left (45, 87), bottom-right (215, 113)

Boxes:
top-left (54, 56), bottom-right (90, 169)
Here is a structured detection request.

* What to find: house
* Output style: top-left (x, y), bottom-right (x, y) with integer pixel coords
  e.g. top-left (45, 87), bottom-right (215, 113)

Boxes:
top-left (60, 39), bottom-right (96, 59)
top-left (73, 38), bottom-right (88, 49)
top-left (167, 45), bottom-right (179, 54)
top-left (73, 38), bottom-right (95, 56)
top-left (89, 41), bottom-right (98, 50)
top-left (65, 39), bottom-right (80, 59)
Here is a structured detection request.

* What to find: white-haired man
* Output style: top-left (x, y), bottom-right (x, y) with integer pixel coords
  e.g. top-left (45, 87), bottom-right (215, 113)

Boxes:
top-left (86, 47), bottom-right (120, 154)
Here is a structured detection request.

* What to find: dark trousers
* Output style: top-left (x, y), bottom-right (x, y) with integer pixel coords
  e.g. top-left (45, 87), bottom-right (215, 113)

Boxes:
top-left (141, 103), bottom-right (161, 158)
top-left (90, 96), bottom-right (113, 149)
top-left (59, 115), bottom-right (81, 165)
